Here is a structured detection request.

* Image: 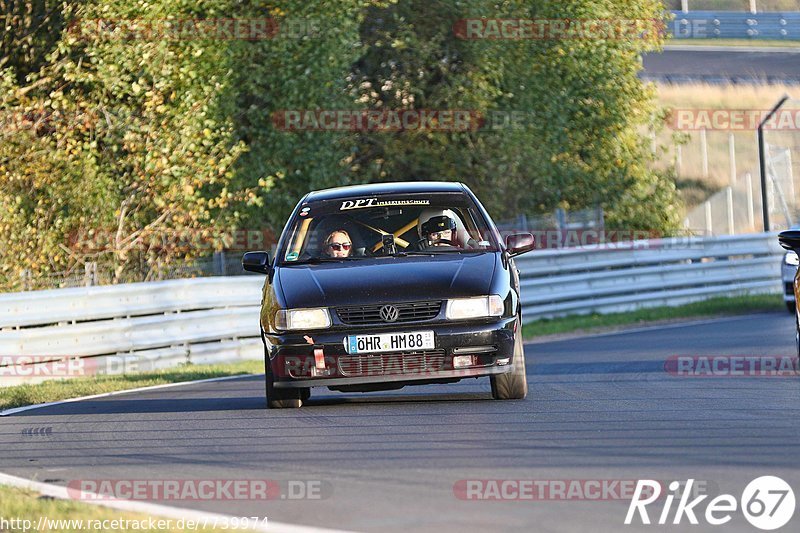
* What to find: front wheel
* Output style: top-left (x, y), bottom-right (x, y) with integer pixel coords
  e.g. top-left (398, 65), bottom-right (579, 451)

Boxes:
top-left (795, 313), bottom-right (800, 360)
top-left (265, 365), bottom-right (307, 409)
top-left (490, 321), bottom-right (528, 400)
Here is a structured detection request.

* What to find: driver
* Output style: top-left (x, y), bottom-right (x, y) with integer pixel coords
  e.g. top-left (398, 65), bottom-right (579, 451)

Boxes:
top-left (322, 229), bottom-right (352, 258)
top-left (418, 210), bottom-right (459, 248)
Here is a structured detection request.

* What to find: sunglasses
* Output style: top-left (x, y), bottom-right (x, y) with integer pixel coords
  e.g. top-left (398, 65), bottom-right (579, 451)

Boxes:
top-left (327, 242), bottom-right (352, 251)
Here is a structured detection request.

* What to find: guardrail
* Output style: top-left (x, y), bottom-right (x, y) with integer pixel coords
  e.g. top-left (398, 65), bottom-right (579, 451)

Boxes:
top-left (516, 232), bottom-right (783, 320)
top-left (668, 10), bottom-right (800, 39)
top-left (0, 233), bottom-right (784, 385)
top-left (0, 277), bottom-right (265, 386)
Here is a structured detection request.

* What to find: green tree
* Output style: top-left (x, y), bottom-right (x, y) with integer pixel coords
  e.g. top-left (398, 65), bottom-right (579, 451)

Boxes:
top-left (229, 0), bottom-right (367, 231)
top-left (348, 0), bottom-right (681, 230)
top-left (0, 0), bottom-right (248, 289)
top-left (1, 0), bottom-right (682, 292)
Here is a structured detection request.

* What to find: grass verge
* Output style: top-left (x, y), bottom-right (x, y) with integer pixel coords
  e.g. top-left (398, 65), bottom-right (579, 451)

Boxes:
top-left (0, 485), bottom-right (231, 532)
top-left (0, 359), bottom-right (263, 412)
top-left (522, 293), bottom-right (784, 339)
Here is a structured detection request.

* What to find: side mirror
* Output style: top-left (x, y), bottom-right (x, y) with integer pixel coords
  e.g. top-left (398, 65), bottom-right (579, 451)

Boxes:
top-left (779, 230), bottom-right (800, 252)
top-left (505, 233), bottom-right (536, 257)
top-left (242, 251), bottom-right (272, 275)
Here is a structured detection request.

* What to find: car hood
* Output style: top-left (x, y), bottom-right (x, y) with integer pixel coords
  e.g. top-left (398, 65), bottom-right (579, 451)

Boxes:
top-left (276, 253), bottom-right (498, 308)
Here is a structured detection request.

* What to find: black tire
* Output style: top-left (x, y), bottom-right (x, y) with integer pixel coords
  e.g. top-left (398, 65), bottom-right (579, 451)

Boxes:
top-left (265, 364), bottom-right (304, 409)
top-left (787, 300), bottom-right (796, 314)
top-left (795, 313), bottom-right (800, 360)
top-left (261, 328), bottom-right (307, 408)
top-left (490, 321), bottom-right (528, 400)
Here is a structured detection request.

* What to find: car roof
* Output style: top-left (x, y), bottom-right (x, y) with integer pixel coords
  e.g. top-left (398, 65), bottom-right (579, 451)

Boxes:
top-left (305, 181), bottom-right (467, 203)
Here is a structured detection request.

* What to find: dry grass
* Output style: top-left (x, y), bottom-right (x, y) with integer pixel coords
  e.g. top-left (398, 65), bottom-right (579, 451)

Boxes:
top-left (653, 82), bottom-right (799, 213)
top-left (657, 82), bottom-right (795, 110)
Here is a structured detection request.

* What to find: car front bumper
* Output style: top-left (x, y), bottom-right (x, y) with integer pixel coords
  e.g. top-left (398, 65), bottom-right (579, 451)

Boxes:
top-left (263, 317), bottom-right (518, 389)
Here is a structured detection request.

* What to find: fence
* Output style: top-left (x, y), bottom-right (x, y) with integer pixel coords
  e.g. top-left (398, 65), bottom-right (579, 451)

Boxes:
top-left (0, 233), bottom-right (783, 386)
top-left (672, 97), bottom-right (800, 236)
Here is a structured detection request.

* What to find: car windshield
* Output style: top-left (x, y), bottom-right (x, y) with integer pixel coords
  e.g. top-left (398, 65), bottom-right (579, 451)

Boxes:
top-left (279, 192), bottom-right (499, 264)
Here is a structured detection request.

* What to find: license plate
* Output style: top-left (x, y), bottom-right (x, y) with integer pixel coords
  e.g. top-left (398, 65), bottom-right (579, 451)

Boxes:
top-left (346, 331), bottom-right (435, 354)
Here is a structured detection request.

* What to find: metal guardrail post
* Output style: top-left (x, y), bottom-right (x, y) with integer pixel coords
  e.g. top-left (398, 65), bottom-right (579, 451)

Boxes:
top-left (759, 95), bottom-right (791, 232)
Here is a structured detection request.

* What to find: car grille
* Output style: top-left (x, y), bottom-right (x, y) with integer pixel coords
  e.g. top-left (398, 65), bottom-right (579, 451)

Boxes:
top-left (338, 350), bottom-right (446, 377)
top-left (336, 301), bottom-right (443, 325)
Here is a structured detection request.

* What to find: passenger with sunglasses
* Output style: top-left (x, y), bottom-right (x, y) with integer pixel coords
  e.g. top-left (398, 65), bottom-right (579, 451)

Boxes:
top-left (323, 230), bottom-right (352, 258)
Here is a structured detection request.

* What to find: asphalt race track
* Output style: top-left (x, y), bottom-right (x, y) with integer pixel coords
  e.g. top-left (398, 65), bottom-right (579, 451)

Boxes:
top-left (1, 313), bottom-right (798, 532)
top-left (642, 47), bottom-right (800, 83)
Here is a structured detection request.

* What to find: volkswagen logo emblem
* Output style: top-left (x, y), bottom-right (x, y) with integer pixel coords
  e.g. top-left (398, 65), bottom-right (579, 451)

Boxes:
top-left (379, 305), bottom-right (400, 323)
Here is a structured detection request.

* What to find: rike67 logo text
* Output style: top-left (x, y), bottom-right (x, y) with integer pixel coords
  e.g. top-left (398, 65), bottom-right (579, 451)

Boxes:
top-left (625, 477), bottom-right (795, 530)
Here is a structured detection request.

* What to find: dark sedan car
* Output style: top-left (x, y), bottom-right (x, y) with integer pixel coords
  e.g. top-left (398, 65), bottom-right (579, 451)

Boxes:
top-left (243, 182), bottom-right (535, 408)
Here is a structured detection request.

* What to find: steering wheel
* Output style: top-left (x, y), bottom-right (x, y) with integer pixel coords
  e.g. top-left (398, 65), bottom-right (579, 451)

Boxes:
top-left (407, 237), bottom-right (458, 250)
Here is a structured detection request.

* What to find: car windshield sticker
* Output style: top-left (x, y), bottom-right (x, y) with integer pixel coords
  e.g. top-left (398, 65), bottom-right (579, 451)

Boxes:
top-left (299, 207), bottom-right (310, 217)
top-left (286, 251), bottom-right (299, 261)
top-left (340, 198), bottom-right (431, 211)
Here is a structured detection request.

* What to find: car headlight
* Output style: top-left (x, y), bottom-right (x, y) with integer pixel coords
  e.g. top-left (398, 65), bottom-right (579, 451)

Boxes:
top-left (446, 295), bottom-right (504, 320)
top-left (275, 308), bottom-right (331, 330)
top-left (785, 251), bottom-right (799, 266)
